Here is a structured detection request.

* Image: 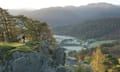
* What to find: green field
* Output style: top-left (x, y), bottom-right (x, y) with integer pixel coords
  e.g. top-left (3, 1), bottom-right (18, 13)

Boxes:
top-left (89, 40), bottom-right (116, 48)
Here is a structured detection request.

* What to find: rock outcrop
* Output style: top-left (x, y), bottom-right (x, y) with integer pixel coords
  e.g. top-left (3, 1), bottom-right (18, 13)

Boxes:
top-left (0, 48), bottom-right (68, 72)
top-left (4, 52), bottom-right (52, 72)
top-left (0, 7), bottom-right (70, 72)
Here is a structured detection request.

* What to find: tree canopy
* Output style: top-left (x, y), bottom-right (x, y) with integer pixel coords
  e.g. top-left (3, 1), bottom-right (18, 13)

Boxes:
top-left (0, 7), bottom-right (54, 43)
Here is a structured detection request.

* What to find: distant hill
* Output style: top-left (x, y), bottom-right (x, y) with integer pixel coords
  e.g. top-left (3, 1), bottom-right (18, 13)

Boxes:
top-left (8, 3), bottom-right (120, 39)
top-left (8, 3), bottom-right (120, 28)
top-left (54, 18), bottom-right (120, 40)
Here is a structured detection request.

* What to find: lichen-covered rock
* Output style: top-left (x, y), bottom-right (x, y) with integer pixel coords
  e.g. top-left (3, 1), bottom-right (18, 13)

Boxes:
top-left (56, 66), bottom-right (71, 72)
top-left (53, 48), bottom-right (65, 65)
top-left (0, 65), bottom-right (2, 72)
top-left (7, 52), bottom-right (56, 72)
top-left (0, 44), bottom-right (69, 72)
top-left (0, 47), bottom-right (70, 72)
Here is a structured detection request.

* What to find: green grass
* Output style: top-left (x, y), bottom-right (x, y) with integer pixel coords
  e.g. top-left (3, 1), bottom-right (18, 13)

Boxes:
top-left (3, 46), bottom-right (33, 60)
top-left (0, 42), bottom-right (33, 60)
top-left (9, 46), bottom-right (33, 53)
top-left (0, 42), bottom-right (24, 47)
top-left (89, 40), bottom-right (116, 48)
top-left (0, 41), bottom-right (53, 61)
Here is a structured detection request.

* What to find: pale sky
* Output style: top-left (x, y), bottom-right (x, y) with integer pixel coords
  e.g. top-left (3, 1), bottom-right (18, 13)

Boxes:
top-left (0, 0), bottom-right (120, 9)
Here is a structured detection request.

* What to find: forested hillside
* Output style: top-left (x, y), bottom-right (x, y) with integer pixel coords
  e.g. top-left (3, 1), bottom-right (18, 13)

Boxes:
top-left (9, 3), bottom-right (120, 28)
top-left (54, 18), bottom-right (120, 40)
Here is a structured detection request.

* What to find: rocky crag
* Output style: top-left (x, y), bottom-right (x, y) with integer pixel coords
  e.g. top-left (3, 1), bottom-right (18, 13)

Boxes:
top-left (0, 41), bottom-right (70, 72)
top-left (0, 7), bottom-right (70, 72)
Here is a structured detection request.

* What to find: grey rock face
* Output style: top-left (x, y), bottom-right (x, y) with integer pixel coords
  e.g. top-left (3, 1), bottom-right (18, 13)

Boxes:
top-left (0, 65), bottom-right (2, 72)
top-left (8, 52), bottom-right (55, 72)
top-left (53, 48), bottom-right (65, 65)
top-left (56, 66), bottom-right (71, 72)
top-left (0, 48), bottom-right (70, 72)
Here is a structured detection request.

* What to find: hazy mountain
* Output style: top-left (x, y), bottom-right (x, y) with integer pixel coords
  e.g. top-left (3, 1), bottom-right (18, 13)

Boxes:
top-left (9, 9), bottom-right (33, 15)
top-left (8, 3), bottom-right (120, 28)
top-left (8, 3), bottom-right (120, 39)
top-left (54, 18), bottom-right (120, 40)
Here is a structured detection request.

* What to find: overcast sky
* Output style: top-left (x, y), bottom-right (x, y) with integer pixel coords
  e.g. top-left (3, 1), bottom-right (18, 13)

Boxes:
top-left (0, 0), bottom-right (120, 9)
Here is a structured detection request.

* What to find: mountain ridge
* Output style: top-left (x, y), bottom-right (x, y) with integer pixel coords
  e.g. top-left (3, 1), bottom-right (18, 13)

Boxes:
top-left (8, 3), bottom-right (120, 39)
top-left (54, 17), bottom-right (120, 39)
top-left (8, 2), bottom-right (120, 27)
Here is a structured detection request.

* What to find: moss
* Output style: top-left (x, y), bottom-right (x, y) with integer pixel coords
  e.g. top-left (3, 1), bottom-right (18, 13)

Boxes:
top-left (0, 42), bottom-right (32, 61)
top-left (25, 41), bottom-right (41, 47)
top-left (3, 46), bottom-right (33, 60)
top-left (0, 41), bottom-right (41, 61)
top-left (0, 46), bottom-right (15, 50)
top-left (10, 46), bottom-right (33, 53)
top-left (0, 42), bottom-right (25, 59)
top-left (0, 41), bottom-right (55, 62)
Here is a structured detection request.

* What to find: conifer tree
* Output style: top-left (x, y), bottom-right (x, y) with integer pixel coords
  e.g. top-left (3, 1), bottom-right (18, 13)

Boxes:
top-left (91, 47), bottom-right (106, 72)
